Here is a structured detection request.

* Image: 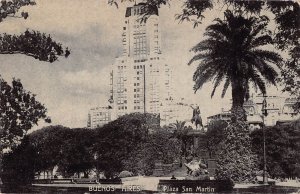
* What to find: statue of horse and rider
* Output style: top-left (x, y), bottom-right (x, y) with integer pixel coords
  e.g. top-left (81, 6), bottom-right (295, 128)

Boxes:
top-left (190, 105), bottom-right (203, 130)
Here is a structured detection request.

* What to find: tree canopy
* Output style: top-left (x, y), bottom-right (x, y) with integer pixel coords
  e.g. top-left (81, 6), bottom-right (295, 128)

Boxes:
top-left (0, 78), bottom-right (50, 150)
top-left (188, 10), bottom-right (282, 118)
top-left (0, 30), bottom-right (70, 62)
top-left (1, 125), bottom-right (97, 184)
top-left (0, 0), bottom-right (34, 22)
top-left (94, 113), bottom-right (160, 178)
top-left (1, 136), bottom-right (37, 186)
top-left (0, 0), bottom-right (69, 62)
top-left (29, 126), bottom-right (95, 178)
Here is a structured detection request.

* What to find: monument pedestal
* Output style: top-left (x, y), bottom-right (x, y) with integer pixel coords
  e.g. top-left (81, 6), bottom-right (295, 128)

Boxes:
top-left (153, 160), bottom-right (164, 176)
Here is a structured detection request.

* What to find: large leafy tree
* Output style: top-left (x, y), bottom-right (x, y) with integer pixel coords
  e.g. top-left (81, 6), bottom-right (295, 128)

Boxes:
top-left (58, 128), bottom-right (95, 178)
top-left (31, 126), bottom-right (96, 178)
top-left (123, 128), bottom-right (180, 176)
top-left (2, 126), bottom-right (97, 185)
top-left (94, 113), bottom-right (160, 178)
top-left (0, 78), bottom-right (50, 151)
top-left (270, 2), bottom-right (300, 112)
top-left (29, 126), bottom-right (72, 175)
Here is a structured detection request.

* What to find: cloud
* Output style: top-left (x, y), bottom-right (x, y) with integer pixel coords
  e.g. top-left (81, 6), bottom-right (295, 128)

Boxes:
top-left (60, 66), bottom-right (111, 94)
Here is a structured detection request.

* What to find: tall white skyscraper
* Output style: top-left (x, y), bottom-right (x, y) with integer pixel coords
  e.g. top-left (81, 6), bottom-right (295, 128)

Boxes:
top-left (109, 2), bottom-right (175, 125)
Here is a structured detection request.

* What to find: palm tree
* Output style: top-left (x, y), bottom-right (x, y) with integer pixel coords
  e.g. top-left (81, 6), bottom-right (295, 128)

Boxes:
top-left (188, 10), bottom-right (282, 121)
top-left (170, 120), bottom-right (186, 132)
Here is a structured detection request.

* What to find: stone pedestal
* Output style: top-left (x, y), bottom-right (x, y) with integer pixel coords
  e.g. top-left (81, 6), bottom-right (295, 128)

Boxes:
top-left (153, 160), bottom-right (164, 176)
top-left (207, 159), bottom-right (217, 176)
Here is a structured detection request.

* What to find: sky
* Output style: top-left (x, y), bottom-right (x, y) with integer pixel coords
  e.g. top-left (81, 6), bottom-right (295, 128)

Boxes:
top-left (0, 0), bottom-right (283, 130)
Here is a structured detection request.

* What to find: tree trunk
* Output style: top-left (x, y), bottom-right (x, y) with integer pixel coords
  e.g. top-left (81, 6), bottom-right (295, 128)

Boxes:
top-left (231, 79), bottom-right (246, 122)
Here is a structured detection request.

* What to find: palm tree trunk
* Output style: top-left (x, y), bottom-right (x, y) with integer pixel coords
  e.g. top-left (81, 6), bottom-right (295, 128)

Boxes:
top-left (231, 80), bottom-right (246, 122)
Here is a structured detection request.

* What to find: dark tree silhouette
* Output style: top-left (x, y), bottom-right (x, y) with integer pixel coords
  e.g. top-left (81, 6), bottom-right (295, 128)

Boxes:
top-left (1, 136), bottom-right (37, 186)
top-left (0, 0), bottom-right (70, 62)
top-left (0, 78), bottom-right (50, 150)
top-left (0, 31), bottom-right (70, 62)
top-left (0, 0), bottom-right (35, 22)
top-left (94, 113), bottom-right (160, 178)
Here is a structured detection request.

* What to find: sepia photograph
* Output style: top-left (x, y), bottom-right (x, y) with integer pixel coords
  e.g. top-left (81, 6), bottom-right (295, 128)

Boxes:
top-left (0, 0), bottom-right (299, 193)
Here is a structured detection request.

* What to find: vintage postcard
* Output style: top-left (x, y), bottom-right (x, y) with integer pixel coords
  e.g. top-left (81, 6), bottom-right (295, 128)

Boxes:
top-left (0, 0), bottom-right (299, 193)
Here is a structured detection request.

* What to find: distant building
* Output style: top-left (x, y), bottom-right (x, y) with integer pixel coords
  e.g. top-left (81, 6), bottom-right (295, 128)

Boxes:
top-left (207, 109), bottom-right (231, 124)
top-left (277, 97), bottom-right (299, 124)
top-left (109, 3), bottom-right (175, 125)
top-left (207, 94), bottom-right (300, 130)
top-left (87, 106), bottom-right (112, 129)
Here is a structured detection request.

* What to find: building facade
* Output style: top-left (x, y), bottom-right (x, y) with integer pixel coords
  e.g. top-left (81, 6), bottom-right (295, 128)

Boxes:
top-left (207, 94), bottom-right (299, 130)
top-left (109, 3), bottom-right (175, 125)
top-left (87, 106), bottom-right (112, 129)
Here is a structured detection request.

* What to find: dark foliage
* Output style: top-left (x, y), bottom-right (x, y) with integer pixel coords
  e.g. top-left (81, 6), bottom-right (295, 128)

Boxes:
top-left (58, 128), bottom-right (95, 177)
top-left (205, 120), bottom-right (227, 158)
top-left (170, 121), bottom-right (193, 159)
top-left (123, 128), bottom-right (180, 175)
top-left (1, 136), bottom-right (37, 186)
top-left (251, 119), bottom-right (300, 178)
top-left (1, 113), bottom-right (179, 182)
top-left (0, 0), bottom-right (69, 62)
top-left (0, 78), bottom-right (50, 150)
top-left (94, 113), bottom-right (160, 178)
top-left (0, 31), bottom-right (70, 62)
top-left (267, 2), bottom-right (300, 112)
top-left (29, 126), bottom-right (71, 173)
top-left (0, 0), bottom-right (35, 22)
top-left (189, 10), bottom-right (282, 123)
top-left (215, 120), bottom-right (258, 183)
top-left (30, 126), bottom-right (95, 178)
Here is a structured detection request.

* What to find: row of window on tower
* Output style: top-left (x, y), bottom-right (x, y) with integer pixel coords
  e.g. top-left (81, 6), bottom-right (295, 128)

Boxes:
top-left (134, 65), bottom-right (144, 69)
top-left (134, 59), bottom-right (147, 63)
top-left (134, 106), bottom-right (142, 110)
top-left (118, 106), bottom-right (127, 110)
